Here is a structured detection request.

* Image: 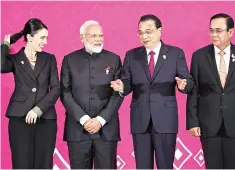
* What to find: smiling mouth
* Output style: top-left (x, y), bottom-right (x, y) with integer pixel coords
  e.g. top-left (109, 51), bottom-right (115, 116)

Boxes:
top-left (143, 40), bottom-right (150, 43)
top-left (93, 43), bottom-right (102, 47)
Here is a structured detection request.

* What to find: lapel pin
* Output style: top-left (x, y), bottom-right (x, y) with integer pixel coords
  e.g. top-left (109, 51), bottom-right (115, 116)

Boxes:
top-left (163, 55), bottom-right (166, 59)
top-left (105, 66), bottom-right (110, 74)
top-left (21, 61), bottom-right (24, 64)
top-left (232, 54), bottom-right (235, 62)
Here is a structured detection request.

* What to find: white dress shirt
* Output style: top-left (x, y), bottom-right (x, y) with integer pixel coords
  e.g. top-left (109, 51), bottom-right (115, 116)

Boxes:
top-left (146, 41), bottom-right (162, 66)
top-left (80, 115), bottom-right (106, 126)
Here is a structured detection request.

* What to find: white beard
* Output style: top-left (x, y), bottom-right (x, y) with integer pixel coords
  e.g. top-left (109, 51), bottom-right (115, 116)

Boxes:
top-left (84, 42), bottom-right (103, 54)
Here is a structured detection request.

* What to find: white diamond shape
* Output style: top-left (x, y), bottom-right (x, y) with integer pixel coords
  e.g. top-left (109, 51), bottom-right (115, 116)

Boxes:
top-left (116, 155), bottom-right (126, 170)
top-left (132, 151), bottom-right (135, 157)
top-left (53, 164), bottom-right (60, 170)
top-left (117, 161), bottom-right (121, 167)
top-left (53, 148), bottom-right (70, 169)
top-left (175, 149), bottom-right (183, 160)
top-left (199, 155), bottom-right (203, 161)
top-left (194, 149), bottom-right (205, 167)
top-left (173, 137), bottom-right (193, 170)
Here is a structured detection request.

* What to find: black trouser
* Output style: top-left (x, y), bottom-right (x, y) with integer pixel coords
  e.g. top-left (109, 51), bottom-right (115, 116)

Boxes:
top-left (132, 120), bottom-right (177, 169)
top-left (67, 140), bottom-right (117, 169)
top-left (8, 117), bottom-right (57, 169)
top-left (200, 121), bottom-right (235, 169)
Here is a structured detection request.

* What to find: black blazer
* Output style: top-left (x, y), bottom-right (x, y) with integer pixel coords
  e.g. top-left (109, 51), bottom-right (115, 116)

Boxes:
top-left (187, 43), bottom-right (235, 137)
top-left (1, 44), bottom-right (60, 119)
top-left (61, 48), bottom-right (123, 141)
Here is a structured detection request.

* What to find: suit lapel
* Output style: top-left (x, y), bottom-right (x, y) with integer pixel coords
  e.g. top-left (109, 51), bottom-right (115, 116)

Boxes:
top-left (151, 42), bottom-right (168, 82)
top-left (206, 45), bottom-right (222, 88)
top-left (224, 44), bottom-right (235, 89)
top-left (135, 47), bottom-right (151, 81)
top-left (15, 48), bottom-right (36, 83)
top-left (34, 52), bottom-right (47, 78)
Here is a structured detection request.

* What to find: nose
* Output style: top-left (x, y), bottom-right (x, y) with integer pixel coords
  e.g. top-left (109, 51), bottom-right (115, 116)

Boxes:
top-left (210, 30), bottom-right (218, 37)
top-left (142, 33), bottom-right (148, 39)
top-left (43, 39), bottom-right (47, 45)
top-left (95, 37), bottom-right (103, 43)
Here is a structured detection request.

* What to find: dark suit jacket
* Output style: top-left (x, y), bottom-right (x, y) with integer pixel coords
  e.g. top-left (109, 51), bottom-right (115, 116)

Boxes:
top-left (61, 48), bottom-right (123, 142)
top-left (122, 42), bottom-right (194, 134)
top-left (1, 44), bottom-right (60, 119)
top-left (187, 43), bottom-right (235, 137)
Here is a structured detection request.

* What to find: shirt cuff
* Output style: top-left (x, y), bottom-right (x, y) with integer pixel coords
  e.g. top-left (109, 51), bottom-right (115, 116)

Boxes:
top-left (96, 116), bottom-right (106, 126)
top-left (80, 115), bottom-right (91, 125)
top-left (32, 106), bottom-right (43, 117)
top-left (119, 88), bottom-right (124, 97)
top-left (2, 41), bottom-right (10, 47)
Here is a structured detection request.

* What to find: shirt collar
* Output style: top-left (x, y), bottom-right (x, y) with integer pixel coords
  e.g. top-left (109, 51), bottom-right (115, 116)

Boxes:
top-left (146, 41), bottom-right (162, 56)
top-left (214, 43), bottom-right (231, 55)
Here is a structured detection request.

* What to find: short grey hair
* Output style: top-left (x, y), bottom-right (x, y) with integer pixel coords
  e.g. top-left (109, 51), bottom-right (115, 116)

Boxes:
top-left (80, 20), bottom-right (100, 35)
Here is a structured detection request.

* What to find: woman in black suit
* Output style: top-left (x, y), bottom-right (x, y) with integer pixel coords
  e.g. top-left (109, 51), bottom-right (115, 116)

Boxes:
top-left (1, 18), bottom-right (60, 169)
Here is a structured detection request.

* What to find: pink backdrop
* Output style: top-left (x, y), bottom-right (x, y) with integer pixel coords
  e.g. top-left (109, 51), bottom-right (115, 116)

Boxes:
top-left (1, 1), bottom-right (235, 169)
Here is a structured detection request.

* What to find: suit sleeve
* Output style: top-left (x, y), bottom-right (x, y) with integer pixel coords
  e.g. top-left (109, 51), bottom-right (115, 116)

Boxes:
top-left (60, 56), bottom-right (88, 122)
top-left (121, 51), bottom-right (133, 96)
top-left (1, 44), bottom-right (14, 73)
top-left (98, 56), bottom-right (124, 123)
top-left (35, 55), bottom-right (61, 113)
top-left (176, 49), bottom-right (194, 93)
top-left (186, 52), bottom-right (200, 129)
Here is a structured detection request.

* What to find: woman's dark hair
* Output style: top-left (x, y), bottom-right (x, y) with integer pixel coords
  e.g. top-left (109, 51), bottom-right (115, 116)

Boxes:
top-left (10, 18), bottom-right (47, 44)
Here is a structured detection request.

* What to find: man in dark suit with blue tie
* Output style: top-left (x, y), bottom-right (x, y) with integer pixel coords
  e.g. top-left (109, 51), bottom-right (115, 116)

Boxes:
top-left (111, 14), bottom-right (194, 169)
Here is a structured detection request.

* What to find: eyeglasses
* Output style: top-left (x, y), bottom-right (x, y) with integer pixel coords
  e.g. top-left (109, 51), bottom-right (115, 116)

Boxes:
top-left (137, 29), bottom-right (157, 37)
top-left (85, 34), bottom-right (103, 39)
top-left (209, 29), bottom-right (228, 35)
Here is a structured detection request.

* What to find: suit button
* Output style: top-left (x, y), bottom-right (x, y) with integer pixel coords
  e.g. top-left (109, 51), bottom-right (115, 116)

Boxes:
top-left (221, 106), bottom-right (223, 109)
top-left (90, 97), bottom-right (94, 100)
top-left (91, 67), bottom-right (94, 70)
top-left (32, 88), bottom-right (37, 92)
top-left (91, 76), bottom-right (94, 79)
top-left (222, 93), bottom-right (225, 95)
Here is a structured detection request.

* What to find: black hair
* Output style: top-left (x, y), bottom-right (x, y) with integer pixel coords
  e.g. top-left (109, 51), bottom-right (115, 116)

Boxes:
top-left (139, 14), bottom-right (162, 29)
top-left (210, 13), bottom-right (234, 31)
top-left (10, 18), bottom-right (47, 44)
